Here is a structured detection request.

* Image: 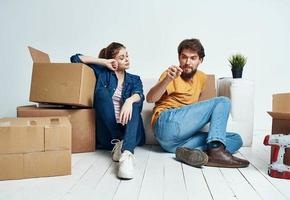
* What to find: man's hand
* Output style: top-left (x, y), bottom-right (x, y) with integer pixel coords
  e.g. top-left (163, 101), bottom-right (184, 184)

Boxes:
top-left (119, 98), bottom-right (133, 125)
top-left (104, 59), bottom-right (118, 71)
top-left (166, 65), bottom-right (183, 80)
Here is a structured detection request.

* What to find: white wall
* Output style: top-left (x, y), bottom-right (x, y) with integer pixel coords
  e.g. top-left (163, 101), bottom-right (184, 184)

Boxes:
top-left (1, 0), bottom-right (290, 131)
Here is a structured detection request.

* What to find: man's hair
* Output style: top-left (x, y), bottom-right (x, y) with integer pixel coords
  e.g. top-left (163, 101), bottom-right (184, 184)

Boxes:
top-left (99, 42), bottom-right (125, 59)
top-left (177, 38), bottom-right (205, 59)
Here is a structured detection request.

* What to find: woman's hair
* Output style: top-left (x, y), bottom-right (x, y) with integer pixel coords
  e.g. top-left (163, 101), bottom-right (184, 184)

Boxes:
top-left (98, 42), bottom-right (125, 59)
top-left (177, 38), bottom-right (205, 59)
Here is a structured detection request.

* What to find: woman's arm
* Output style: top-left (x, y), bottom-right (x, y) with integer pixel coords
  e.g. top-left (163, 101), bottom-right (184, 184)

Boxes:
top-left (78, 55), bottom-right (118, 71)
top-left (119, 94), bottom-right (141, 125)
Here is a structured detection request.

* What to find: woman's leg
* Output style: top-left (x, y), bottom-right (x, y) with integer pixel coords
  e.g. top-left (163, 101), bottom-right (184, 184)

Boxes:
top-left (122, 103), bottom-right (145, 153)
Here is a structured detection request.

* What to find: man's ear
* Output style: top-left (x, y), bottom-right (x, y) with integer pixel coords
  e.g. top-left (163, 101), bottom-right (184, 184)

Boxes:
top-left (200, 58), bottom-right (204, 63)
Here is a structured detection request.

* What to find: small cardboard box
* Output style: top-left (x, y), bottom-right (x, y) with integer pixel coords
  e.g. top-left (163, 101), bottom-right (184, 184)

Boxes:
top-left (17, 105), bottom-right (95, 153)
top-left (0, 150), bottom-right (71, 180)
top-left (28, 46), bottom-right (96, 107)
top-left (0, 117), bottom-right (71, 153)
top-left (268, 93), bottom-right (290, 165)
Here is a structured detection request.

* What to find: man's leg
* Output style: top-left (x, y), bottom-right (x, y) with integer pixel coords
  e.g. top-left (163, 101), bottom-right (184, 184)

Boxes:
top-left (179, 131), bottom-right (243, 154)
top-left (154, 96), bottom-right (249, 167)
top-left (154, 97), bottom-right (222, 152)
top-left (200, 97), bottom-right (249, 167)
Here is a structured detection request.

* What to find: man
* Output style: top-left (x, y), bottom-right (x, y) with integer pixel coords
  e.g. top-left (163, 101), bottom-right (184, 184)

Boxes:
top-left (146, 38), bottom-right (249, 168)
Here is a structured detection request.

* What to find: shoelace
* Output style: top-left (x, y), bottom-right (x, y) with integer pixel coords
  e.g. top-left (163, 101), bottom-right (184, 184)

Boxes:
top-left (111, 139), bottom-right (121, 153)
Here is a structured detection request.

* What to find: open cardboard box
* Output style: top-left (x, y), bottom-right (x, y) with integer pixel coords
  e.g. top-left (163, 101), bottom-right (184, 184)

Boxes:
top-left (28, 47), bottom-right (96, 107)
top-left (268, 93), bottom-right (290, 165)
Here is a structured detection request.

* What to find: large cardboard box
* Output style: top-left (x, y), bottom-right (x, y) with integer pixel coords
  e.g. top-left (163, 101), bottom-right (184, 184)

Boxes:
top-left (17, 105), bottom-right (96, 153)
top-left (0, 117), bottom-right (72, 180)
top-left (0, 150), bottom-right (71, 180)
top-left (268, 93), bottom-right (290, 165)
top-left (28, 46), bottom-right (96, 107)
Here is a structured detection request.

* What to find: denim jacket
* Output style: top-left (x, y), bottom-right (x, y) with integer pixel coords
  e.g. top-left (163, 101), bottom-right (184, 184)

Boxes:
top-left (70, 54), bottom-right (145, 146)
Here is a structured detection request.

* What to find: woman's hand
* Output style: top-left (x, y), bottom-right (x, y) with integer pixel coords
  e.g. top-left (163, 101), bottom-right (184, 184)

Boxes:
top-left (119, 98), bottom-right (133, 125)
top-left (104, 59), bottom-right (118, 71)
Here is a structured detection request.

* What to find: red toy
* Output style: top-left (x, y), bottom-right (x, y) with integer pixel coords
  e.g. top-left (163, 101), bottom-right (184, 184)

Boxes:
top-left (263, 134), bottom-right (290, 179)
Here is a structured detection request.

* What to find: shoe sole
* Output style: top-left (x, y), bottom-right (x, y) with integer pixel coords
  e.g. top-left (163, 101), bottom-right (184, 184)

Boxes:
top-left (176, 148), bottom-right (208, 167)
top-left (117, 171), bottom-right (134, 180)
top-left (205, 162), bottom-right (249, 168)
top-left (112, 157), bottom-right (119, 162)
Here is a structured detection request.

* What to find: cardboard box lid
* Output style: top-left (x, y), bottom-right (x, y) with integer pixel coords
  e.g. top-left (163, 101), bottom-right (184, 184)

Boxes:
top-left (267, 111), bottom-right (290, 120)
top-left (273, 93), bottom-right (290, 113)
top-left (0, 117), bottom-right (70, 127)
top-left (28, 46), bottom-right (50, 63)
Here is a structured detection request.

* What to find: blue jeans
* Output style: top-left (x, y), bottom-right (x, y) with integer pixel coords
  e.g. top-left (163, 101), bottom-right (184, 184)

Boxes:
top-left (96, 103), bottom-right (145, 153)
top-left (154, 97), bottom-right (243, 154)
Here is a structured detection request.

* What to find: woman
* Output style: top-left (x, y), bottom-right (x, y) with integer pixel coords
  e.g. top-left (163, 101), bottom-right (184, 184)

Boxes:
top-left (71, 42), bottom-right (145, 179)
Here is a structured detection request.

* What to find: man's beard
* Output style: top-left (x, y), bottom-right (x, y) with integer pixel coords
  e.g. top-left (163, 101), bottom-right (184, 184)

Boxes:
top-left (181, 68), bottom-right (197, 80)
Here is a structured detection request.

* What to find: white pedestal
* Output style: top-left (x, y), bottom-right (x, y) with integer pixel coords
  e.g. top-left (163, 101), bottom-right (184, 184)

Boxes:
top-left (218, 77), bottom-right (255, 146)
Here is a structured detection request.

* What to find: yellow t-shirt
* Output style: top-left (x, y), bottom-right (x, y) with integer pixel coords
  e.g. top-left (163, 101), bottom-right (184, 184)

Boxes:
top-left (151, 70), bottom-right (208, 127)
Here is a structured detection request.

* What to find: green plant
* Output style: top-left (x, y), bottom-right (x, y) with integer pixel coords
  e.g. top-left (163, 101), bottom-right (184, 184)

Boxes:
top-left (228, 54), bottom-right (247, 70)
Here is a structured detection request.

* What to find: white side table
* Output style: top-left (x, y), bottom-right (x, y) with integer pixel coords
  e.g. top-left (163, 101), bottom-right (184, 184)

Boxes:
top-left (217, 77), bottom-right (255, 146)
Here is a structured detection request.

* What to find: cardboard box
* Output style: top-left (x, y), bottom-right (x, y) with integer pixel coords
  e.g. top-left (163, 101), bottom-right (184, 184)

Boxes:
top-left (199, 74), bottom-right (216, 101)
top-left (0, 150), bottom-right (71, 180)
top-left (28, 46), bottom-right (96, 107)
top-left (17, 105), bottom-right (95, 153)
top-left (0, 117), bottom-right (71, 153)
top-left (268, 93), bottom-right (290, 165)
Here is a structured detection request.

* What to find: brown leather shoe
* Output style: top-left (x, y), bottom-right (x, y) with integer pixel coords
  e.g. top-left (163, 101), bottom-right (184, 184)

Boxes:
top-left (205, 146), bottom-right (249, 168)
top-left (176, 147), bottom-right (208, 167)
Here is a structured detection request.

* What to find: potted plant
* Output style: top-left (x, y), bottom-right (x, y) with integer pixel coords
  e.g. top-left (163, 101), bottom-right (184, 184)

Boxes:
top-left (228, 53), bottom-right (247, 78)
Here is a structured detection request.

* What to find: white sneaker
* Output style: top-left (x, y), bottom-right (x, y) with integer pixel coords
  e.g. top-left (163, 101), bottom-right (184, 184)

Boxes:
top-left (111, 139), bottom-right (123, 162)
top-left (118, 150), bottom-right (135, 180)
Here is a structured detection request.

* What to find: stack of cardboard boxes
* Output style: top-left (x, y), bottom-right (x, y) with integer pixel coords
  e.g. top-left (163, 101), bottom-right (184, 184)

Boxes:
top-left (19, 47), bottom-right (97, 153)
top-left (0, 117), bottom-right (71, 180)
top-left (0, 47), bottom-right (97, 180)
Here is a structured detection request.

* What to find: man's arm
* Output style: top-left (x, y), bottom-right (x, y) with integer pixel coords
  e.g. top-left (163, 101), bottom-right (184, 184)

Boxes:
top-left (146, 66), bottom-right (183, 103)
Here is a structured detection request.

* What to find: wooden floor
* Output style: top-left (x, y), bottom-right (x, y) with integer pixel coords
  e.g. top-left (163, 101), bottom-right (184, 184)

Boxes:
top-left (1, 131), bottom-right (290, 200)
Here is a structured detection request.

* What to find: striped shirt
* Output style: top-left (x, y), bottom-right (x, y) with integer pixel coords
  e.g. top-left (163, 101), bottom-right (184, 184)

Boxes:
top-left (112, 85), bottom-right (123, 123)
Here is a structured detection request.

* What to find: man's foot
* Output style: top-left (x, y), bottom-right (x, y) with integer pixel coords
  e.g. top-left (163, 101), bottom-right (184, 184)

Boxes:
top-left (118, 150), bottom-right (135, 180)
top-left (111, 139), bottom-right (123, 162)
top-left (205, 145), bottom-right (249, 168)
top-left (175, 147), bottom-right (208, 167)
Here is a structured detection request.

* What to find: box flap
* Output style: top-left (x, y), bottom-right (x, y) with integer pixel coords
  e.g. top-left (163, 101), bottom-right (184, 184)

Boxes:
top-left (267, 111), bottom-right (290, 120)
top-left (28, 46), bottom-right (50, 63)
top-left (273, 93), bottom-right (290, 113)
